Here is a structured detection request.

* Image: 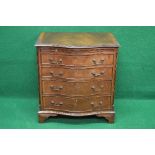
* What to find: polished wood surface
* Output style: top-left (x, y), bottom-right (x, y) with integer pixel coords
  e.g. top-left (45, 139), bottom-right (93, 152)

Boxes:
top-left (35, 32), bottom-right (120, 48)
top-left (36, 32), bottom-right (119, 123)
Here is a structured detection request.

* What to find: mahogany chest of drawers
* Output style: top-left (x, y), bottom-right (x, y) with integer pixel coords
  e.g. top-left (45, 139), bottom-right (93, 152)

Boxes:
top-left (35, 32), bottom-right (120, 123)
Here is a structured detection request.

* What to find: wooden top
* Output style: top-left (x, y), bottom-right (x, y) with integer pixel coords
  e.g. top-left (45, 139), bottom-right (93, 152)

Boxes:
top-left (35, 32), bottom-right (120, 48)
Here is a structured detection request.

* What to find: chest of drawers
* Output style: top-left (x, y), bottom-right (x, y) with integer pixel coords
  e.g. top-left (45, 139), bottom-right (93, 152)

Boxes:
top-left (35, 32), bottom-right (120, 123)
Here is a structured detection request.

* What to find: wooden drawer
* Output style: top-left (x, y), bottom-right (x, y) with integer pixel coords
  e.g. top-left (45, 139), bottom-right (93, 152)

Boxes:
top-left (41, 66), bottom-right (113, 80)
top-left (40, 52), bottom-right (114, 66)
top-left (42, 95), bottom-right (112, 112)
top-left (42, 80), bottom-right (112, 96)
top-left (41, 47), bottom-right (114, 53)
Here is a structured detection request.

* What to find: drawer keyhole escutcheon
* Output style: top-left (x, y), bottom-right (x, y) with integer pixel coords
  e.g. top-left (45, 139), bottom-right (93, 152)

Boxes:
top-left (99, 101), bottom-right (103, 105)
top-left (90, 102), bottom-right (95, 106)
top-left (92, 59), bottom-right (105, 65)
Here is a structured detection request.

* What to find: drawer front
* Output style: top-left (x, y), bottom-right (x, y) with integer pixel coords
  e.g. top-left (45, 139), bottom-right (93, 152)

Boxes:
top-left (41, 47), bottom-right (114, 53)
top-left (42, 80), bottom-right (112, 96)
top-left (41, 66), bottom-right (113, 80)
top-left (40, 52), bottom-right (114, 66)
top-left (42, 96), bottom-right (112, 112)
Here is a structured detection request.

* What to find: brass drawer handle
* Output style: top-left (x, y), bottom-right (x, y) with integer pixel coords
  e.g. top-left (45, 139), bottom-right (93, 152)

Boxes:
top-left (90, 101), bottom-right (103, 107)
top-left (50, 71), bottom-right (64, 78)
top-left (51, 49), bottom-right (58, 52)
top-left (92, 59), bottom-right (105, 65)
top-left (50, 85), bottom-right (63, 91)
top-left (49, 101), bottom-right (63, 106)
top-left (90, 102), bottom-right (95, 106)
top-left (91, 85), bottom-right (104, 92)
top-left (91, 71), bottom-right (105, 77)
top-left (49, 58), bottom-right (63, 64)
